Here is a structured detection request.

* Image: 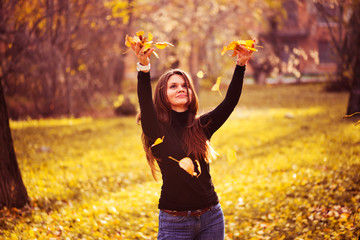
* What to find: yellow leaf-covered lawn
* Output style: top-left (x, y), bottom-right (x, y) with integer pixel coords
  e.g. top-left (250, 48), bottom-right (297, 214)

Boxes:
top-left (2, 83), bottom-right (359, 239)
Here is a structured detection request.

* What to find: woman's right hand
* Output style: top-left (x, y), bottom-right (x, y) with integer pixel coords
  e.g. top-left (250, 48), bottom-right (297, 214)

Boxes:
top-left (130, 42), bottom-right (154, 66)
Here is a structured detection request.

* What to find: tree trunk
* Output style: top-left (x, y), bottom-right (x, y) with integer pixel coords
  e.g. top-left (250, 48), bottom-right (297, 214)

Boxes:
top-left (347, 85), bottom-right (360, 115)
top-left (346, 2), bottom-right (360, 115)
top-left (113, 0), bottom-right (134, 94)
top-left (0, 80), bottom-right (30, 209)
top-left (346, 46), bottom-right (360, 114)
top-left (189, 40), bottom-right (199, 92)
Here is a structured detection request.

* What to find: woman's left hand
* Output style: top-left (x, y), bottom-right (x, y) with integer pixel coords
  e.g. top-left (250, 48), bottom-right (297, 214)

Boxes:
top-left (234, 44), bottom-right (254, 66)
top-left (130, 42), bottom-right (154, 66)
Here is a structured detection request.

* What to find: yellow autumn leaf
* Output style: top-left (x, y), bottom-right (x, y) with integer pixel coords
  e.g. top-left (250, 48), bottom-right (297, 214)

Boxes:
top-left (125, 35), bottom-right (131, 47)
top-left (154, 42), bottom-right (174, 49)
top-left (238, 40), bottom-right (257, 50)
top-left (178, 157), bottom-right (195, 176)
top-left (151, 136), bottom-right (164, 148)
top-left (221, 46), bottom-right (228, 56)
top-left (221, 39), bottom-right (260, 56)
top-left (211, 77), bottom-right (222, 97)
top-left (227, 149), bottom-right (237, 164)
top-left (194, 160), bottom-right (201, 178)
top-left (227, 41), bottom-right (238, 50)
top-left (148, 32), bottom-right (153, 41)
top-left (143, 42), bottom-right (152, 52)
top-left (136, 30), bottom-right (144, 36)
top-left (125, 35), bottom-right (136, 47)
top-left (124, 31), bottom-right (174, 57)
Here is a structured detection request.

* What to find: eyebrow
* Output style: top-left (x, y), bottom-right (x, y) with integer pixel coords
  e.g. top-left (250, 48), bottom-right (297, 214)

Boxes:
top-left (168, 81), bottom-right (186, 86)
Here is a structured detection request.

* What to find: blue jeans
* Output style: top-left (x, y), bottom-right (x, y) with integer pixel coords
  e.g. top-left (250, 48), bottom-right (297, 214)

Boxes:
top-left (158, 203), bottom-right (225, 240)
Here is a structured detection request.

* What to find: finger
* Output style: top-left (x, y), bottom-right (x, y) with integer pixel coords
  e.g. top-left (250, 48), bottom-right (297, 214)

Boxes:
top-left (135, 42), bottom-right (140, 55)
top-left (238, 45), bottom-right (247, 51)
top-left (130, 42), bottom-right (136, 51)
top-left (234, 49), bottom-right (240, 55)
top-left (146, 48), bottom-right (154, 57)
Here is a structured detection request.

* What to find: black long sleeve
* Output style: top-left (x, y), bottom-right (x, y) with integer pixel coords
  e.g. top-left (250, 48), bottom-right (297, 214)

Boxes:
top-left (137, 65), bottom-right (246, 211)
top-left (200, 65), bottom-right (245, 138)
top-left (137, 71), bottom-right (162, 141)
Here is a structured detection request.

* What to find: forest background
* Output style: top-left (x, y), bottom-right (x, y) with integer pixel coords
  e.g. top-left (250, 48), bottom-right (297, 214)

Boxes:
top-left (0, 0), bottom-right (360, 239)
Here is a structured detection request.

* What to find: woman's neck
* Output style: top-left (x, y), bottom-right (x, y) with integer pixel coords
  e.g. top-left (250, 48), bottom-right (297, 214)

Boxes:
top-left (171, 106), bottom-right (188, 112)
top-left (171, 110), bottom-right (189, 127)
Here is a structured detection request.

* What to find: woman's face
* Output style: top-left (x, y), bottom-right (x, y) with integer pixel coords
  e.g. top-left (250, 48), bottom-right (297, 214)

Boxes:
top-left (166, 74), bottom-right (192, 112)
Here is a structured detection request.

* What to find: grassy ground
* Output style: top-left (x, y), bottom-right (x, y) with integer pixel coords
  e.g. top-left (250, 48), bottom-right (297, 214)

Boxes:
top-left (1, 83), bottom-right (360, 239)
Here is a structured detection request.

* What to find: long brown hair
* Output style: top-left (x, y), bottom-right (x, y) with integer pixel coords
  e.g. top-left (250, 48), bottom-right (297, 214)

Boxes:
top-left (137, 69), bottom-right (216, 180)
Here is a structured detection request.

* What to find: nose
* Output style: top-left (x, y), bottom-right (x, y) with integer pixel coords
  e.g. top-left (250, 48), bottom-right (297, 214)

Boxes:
top-left (178, 85), bottom-right (185, 92)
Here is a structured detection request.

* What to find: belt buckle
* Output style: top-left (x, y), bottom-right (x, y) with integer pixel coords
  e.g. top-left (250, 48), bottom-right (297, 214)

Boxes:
top-left (192, 209), bottom-right (203, 217)
top-left (170, 210), bottom-right (179, 216)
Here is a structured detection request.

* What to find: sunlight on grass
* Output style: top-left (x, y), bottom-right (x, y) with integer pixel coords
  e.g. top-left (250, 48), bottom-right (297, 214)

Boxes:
top-left (10, 117), bottom-right (93, 129)
top-left (1, 83), bottom-right (359, 239)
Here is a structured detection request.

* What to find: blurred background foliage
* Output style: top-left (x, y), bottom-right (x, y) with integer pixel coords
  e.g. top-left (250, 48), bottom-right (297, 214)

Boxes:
top-left (0, 0), bottom-right (359, 119)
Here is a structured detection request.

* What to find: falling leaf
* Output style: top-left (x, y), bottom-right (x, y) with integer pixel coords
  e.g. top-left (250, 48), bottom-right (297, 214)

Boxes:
top-left (221, 39), bottom-right (261, 56)
top-left (169, 156), bottom-right (200, 177)
top-left (227, 149), bottom-right (237, 164)
top-left (151, 136), bottom-right (164, 148)
top-left (168, 156), bottom-right (179, 162)
top-left (194, 160), bottom-right (201, 178)
top-left (178, 157), bottom-right (195, 176)
top-left (211, 77), bottom-right (222, 97)
top-left (113, 94), bottom-right (124, 108)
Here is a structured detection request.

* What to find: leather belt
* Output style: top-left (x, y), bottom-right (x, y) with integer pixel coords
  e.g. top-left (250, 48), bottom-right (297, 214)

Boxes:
top-left (161, 206), bottom-right (213, 217)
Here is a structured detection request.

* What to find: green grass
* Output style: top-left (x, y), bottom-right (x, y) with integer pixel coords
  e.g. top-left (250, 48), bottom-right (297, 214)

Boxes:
top-left (1, 83), bottom-right (359, 239)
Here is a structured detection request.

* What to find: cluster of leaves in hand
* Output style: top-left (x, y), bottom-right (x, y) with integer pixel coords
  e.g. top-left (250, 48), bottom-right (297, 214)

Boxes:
top-left (221, 39), bottom-right (260, 56)
top-left (125, 31), bottom-right (174, 58)
top-left (209, 39), bottom-right (260, 97)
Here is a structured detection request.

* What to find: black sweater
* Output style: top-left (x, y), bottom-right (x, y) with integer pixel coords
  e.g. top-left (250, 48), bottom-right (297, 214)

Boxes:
top-left (137, 65), bottom-right (245, 211)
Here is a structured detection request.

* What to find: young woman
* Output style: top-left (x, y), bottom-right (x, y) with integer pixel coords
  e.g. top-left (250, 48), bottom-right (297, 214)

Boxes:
top-left (131, 41), bottom-right (252, 239)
